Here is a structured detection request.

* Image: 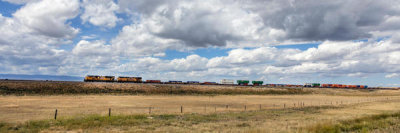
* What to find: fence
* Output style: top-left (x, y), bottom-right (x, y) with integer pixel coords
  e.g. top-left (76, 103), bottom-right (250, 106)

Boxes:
top-left (51, 97), bottom-right (397, 120)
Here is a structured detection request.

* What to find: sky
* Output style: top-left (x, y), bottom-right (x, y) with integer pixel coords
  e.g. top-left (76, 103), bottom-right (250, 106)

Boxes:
top-left (0, 0), bottom-right (400, 87)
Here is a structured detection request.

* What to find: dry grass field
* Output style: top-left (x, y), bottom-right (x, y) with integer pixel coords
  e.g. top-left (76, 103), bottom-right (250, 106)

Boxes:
top-left (1, 94), bottom-right (398, 123)
top-left (1, 80), bottom-right (400, 132)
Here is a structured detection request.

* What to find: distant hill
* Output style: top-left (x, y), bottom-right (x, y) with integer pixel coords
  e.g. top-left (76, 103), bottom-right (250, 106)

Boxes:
top-left (0, 74), bottom-right (82, 81)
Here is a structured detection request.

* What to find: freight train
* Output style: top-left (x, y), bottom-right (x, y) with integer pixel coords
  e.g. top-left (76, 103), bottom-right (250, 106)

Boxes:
top-left (84, 75), bottom-right (267, 86)
top-left (84, 75), bottom-right (370, 89)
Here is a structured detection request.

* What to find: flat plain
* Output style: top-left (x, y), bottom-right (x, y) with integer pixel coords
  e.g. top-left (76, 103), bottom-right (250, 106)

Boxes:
top-left (1, 80), bottom-right (400, 132)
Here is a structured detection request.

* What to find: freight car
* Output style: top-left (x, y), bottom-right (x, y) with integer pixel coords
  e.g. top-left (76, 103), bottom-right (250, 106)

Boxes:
top-left (266, 84), bottom-right (276, 87)
top-left (322, 84), bottom-right (332, 88)
top-left (186, 81), bottom-right (200, 84)
top-left (252, 81), bottom-right (263, 86)
top-left (146, 80), bottom-right (161, 83)
top-left (220, 79), bottom-right (235, 85)
top-left (202, 82), bottom-right (218, 85)
top-left (168, 81), bottom-right (183, 84)
top-left (304, 83), bottom-right (320, 87)
top-left (117, 76), bottom-right (142, 83)
top-left (237, 80), bottom-right (249, 86)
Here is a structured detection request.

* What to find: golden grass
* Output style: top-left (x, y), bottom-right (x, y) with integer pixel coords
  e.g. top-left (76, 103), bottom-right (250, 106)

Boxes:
top-left (1, 94), bottom-right (399, 124)
top-left (2, 80), bottom-right (400, 132)
top-left (2, 99), bottom-right (400, 132)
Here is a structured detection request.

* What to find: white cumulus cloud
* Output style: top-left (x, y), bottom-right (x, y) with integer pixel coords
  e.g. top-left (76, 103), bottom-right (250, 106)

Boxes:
top-left (81, 0), bottom-right (120, 28)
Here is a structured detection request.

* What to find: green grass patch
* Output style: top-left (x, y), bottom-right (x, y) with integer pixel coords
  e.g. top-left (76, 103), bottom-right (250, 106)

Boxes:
top-left (306, 111), bottom-right (400, 133)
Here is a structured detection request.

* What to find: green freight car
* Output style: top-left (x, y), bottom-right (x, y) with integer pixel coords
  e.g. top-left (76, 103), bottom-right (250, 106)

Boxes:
top-left (252, 81), bottom-right (263, 86)
top-left (304, 83), bottom-right (320, 87)
top-left (312, 83), bottom-right (320, 87)
top-left (237, 80), bottom-right (249, 85)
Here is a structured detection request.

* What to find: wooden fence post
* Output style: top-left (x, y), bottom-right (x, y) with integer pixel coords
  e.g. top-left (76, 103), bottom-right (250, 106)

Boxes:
top-left (245, 105), bottom-right (247, 111)
top-left (284, 103), bottom-right (286, 108)
top-left (54, 109), bottom-right (58, 120)
top-left (181, 106), bottom-right (183, 113)
top-left (149, 107), bottom-right (151, 114)
top-left (109, 108), bottom-right (111, 117)
top-left (259, 104), bottom-right (261, 110)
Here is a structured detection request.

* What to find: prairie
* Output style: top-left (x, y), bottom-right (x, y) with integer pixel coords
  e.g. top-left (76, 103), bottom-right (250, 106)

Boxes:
top-left (1, 97), bottom-right (400, 132)
top-left (1, 80), bottom-right (400, 132)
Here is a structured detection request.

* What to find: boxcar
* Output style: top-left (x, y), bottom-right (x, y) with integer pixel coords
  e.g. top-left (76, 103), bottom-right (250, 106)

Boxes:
top-left (145, 80), bottom-right (162, 83)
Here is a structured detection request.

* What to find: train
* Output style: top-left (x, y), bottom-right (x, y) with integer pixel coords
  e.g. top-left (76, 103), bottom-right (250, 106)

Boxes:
top-left (84, 75), bottom-right (270, 86)
top-left (84, 75), bottom-right (372, 89)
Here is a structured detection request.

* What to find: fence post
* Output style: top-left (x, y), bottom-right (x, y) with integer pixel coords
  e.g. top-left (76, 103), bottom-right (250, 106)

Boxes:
top-left (54, 109), bottom-right (57, 120)
top-left (181, 106), bottom-right (183, 113)
top-left (284, 103), bottom-right (286, 108)
top-left (259, 104), bottom-right (261, 110)
top-left (215, 106), bottom-right (216, 112)
top-left (226, 105), bottom-right (228, 110)
top-left (109, 108), bottom-right (111, 117)
top-left (245, 105), bottom-right (247, 111)
top-left (149, 107), bottom-right (151, 114)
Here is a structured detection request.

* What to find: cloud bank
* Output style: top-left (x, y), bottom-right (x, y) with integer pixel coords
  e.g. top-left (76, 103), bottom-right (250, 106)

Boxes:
top-left (0, 0), bottom-right (400, 86)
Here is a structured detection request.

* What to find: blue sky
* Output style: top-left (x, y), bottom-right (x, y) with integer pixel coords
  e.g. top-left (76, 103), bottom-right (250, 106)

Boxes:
top-left (0, 0), bottom-right (400, 87)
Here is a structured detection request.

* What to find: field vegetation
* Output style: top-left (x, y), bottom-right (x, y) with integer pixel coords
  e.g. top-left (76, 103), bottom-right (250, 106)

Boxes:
top-left (0, 80), bottom-right (311, 95)
top-left (2, 80), bottom-right (400, 132)
top-left (0, 106), bottom-right (348, 132)
top-left (306, 111), bottom-right (400, 132)
top-left (1, 80), bottom-right (398, 96)
top-left (2, 102), bottom-right (400, 132)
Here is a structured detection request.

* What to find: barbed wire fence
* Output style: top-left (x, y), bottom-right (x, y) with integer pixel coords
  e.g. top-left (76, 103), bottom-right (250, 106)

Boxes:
top-left (51, 96), bottom-right (398, 120)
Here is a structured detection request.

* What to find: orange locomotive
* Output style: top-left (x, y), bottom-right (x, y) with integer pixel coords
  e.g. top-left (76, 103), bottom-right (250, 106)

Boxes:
top-left (84, 75), bottom-right (115, 82)
top-left (117, 76), bottom-right (142, 83)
